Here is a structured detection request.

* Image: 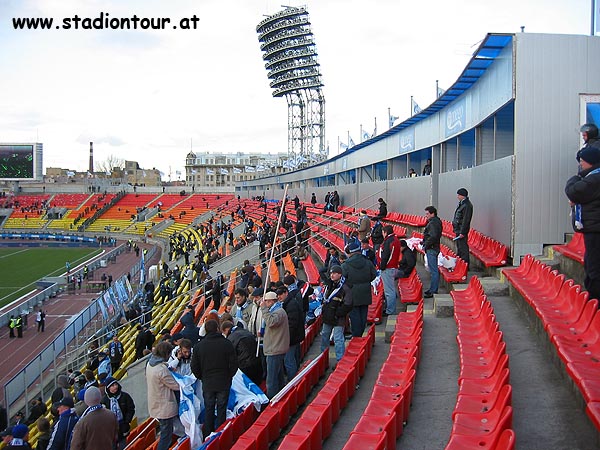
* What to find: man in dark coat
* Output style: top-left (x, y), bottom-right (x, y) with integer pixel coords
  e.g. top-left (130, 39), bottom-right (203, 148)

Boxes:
top-left (565, 146), bottom-right (600, 302)
top-left (222, 321), bottom-right (262, 385)
top-left (47, 397), bottom-right (78, 450)
top-left (191, 320), bottom-right (238, 436)
top-left (277, 286), bottom-right (305, 380)
top-left (423, 206), bottom-right (442, 298)
top-left (342, 242), bottom-right (377, 337)
top-left (452, 188), bottom-right (474, 267)
top-left (134, 325), bottom-right (146, 360)
top-left (320, 265), bottom-right (353, 362)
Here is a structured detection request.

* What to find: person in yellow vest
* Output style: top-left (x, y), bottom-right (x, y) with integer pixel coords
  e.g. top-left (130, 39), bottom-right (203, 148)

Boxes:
top-left (15, 315), bottom-right (23, 338)
top-left (8, 315), bottom-right (16, 338)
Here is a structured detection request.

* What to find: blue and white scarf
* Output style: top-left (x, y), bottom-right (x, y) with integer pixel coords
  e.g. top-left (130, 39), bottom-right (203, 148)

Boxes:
top-left (260, 301), bottom-right (282, 336)
top-left (325, 276), bottom-right (346, 303)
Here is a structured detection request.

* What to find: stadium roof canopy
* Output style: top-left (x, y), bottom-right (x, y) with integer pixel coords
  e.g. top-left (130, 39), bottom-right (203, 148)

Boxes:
top-left (323, 33), bottom-right (514, 165)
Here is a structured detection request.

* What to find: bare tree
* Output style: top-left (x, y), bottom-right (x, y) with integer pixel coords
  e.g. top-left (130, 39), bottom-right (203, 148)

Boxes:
top-left (96, 155), bottom-right (125, 174)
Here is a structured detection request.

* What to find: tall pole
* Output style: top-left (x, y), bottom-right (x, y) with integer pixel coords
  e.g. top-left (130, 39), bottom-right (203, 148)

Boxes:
top-left (592, 0), bottom-right (596, 36)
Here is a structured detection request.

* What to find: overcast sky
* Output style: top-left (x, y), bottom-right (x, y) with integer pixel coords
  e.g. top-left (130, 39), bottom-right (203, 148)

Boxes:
top-left (0, 0), bottom-right (592, 180)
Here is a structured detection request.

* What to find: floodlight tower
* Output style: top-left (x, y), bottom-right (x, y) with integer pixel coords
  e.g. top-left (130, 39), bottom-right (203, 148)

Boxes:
top-left (257, 6), bottom-right (326, 169)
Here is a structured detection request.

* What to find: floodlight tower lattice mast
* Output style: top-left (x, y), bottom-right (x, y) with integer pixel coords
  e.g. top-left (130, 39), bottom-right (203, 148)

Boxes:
top-left (257, 6), bottom-right (326, 169)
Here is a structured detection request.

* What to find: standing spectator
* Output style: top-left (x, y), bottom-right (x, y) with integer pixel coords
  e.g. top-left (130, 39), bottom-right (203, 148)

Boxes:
top-left (319, 246), bottom-right (341, 283)
top-left (222, 321), bottom-right (263, 386)
top-left (453, 188), bottom-right (473, 267)
top-left (101, 378), bottom-right (136, 450)
top-left (70, 387), bottom-right (118, 450)
top-left (579, 123), bottom-right (600, 149)
top-left (36, 309), bottom-right (46, 333)
top-left (321, 265), bottom-right (353, 362)
top-left (422, 158), bottom-right (432, 176)
top-left (370, 217), bottom-right (384, 252)
top-left (146, 342), bottom-right (180, 450)
top-left (423, 206), bottom-right (442, 298)
top-left (378, 225), bottom-right (401, 316)
top-left (357, 210), bottom-right (372, 241)
top-left (134, 325), bottom-right (146, 360)
top-left (97, 352), bottom-right (112, 378)
top-left (47, 397), bottom-right (78, 450)
top-left (191, 320), bottom-right (238, 436)
top-left (260, 291), bottom-right (290, 399)
top-left (108, 335), bottom-right (125, 375)
top-left (167, 339), bottom-right (194, 376)
top-left (36, 418), bottom-right (51, 450)
top-left (278, 283), bottom-right (304, 380)
top-left (376, 198), bottom-right (388, 219)
top-left (144, 324), bottom-right (156, 353)
top-left (331, 191), bottom-right (340, 212)
top-left (310, 193), bottom-right (317, 205)
top-left (565, 146), bottom-right (600, 302)
top-left (323, 192), bottom-right (331, 212)
top-left (247, 288), bottom-right (265, 338)
top-left (230, 289), bottom-right (256, 329)
top-left (342, 241), bottom-right (377, 337)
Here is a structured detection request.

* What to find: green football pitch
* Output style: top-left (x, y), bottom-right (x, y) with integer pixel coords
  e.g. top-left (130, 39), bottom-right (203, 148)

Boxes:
top-left (0, 247), bottom-right (102, 308)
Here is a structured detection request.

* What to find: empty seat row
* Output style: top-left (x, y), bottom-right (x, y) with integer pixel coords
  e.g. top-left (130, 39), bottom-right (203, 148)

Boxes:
top-left (279, 326), bottom-right (376, 450)
top-left (397, 268), bottom-right (423, 304)
top-left (502, 256), bottom-right (600, 432)
top-left (343, 303), bottom-right (424, 450)
top-left (553, 232), bottom-right (585, 265)
top-left (446, 276), bottom-right (515, 450)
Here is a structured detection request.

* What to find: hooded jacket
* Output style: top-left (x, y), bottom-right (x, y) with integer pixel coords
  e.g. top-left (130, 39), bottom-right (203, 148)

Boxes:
top-left (101, 379), bottom-right (135, 436)
top-left (565, 164), bottom-right (600, 233)
top-left (342, 254), bottom-right (377, 306)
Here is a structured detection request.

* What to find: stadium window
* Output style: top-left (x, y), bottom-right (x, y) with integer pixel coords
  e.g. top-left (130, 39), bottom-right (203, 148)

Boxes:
top-left (374, 161), bottom-right (387, 181)
top-left (361, 165), bottom-right (374, 182)
top-left (441, 138), bottom-right (458, 172)
top-left (389, 154), bottom-right (408, 178)
top-left (494, 102), bottom-right (515, 160)
top-left (477, 117), bottom-right (495, 165)
top-left (458, 129), bottom-right (475, 169)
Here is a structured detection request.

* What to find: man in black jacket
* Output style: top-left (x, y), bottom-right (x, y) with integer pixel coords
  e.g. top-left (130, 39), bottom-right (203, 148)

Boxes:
top-left (423, 206), bottom-right (442, 298)
top-left (191, 320), bottom-right (238, 436)
top-left (453, 188), bottom-right (474, 267)
top-left (277, 286), bottom-right (304, 380)
top-left (320, 265), bottom-right (353, 362)
top-left (342, 242), bottom-right (377, 337)
top-left (222, 321), bottom-right (263, 386)
top-left (47, 397), bottom-right (78, 450)
top-left (565, 146), bottom-right (600, 302)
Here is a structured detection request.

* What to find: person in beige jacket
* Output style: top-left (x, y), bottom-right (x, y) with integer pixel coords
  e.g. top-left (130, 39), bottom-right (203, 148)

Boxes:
top-left (146, 341), bottom-right (180, 450)
top-left (260, 291), bottom-right (289, 399)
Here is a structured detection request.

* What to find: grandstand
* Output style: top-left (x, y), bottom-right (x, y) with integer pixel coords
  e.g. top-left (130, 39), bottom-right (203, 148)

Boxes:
top-left (0, 30), bottom-right (599, 449)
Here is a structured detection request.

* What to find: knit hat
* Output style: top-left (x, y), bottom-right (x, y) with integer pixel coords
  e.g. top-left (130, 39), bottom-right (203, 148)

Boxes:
top-left (12, 424), bottom-right (28, 439)
top-left (329, 265), bottom-right (343, 274)
top-left (457, 188), bottom-right (469, 197)
top-left (77, 388), bottom-right (87, 402)
top-left (344, 241), bottom-right (361, 254)
top-left (251, 287), bottom-right (264, 297)
top-left (577, 146), bottom-right (600, 165)
top-left (104, 377), bottom-right (118, 390)
top-left (84, 386), bottom-right (102, 406)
